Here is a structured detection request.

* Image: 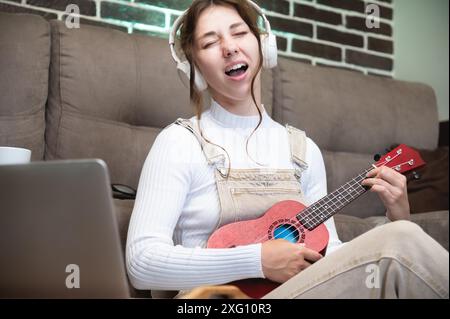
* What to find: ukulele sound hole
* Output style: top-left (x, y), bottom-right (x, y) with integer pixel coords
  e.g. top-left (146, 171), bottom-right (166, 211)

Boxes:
top-left (273, 224), bottom-right (299, 243)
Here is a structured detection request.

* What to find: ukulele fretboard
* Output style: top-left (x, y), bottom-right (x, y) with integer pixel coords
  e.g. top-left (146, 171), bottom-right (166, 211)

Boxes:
top-left (297, 167), bottom-right (373, 230)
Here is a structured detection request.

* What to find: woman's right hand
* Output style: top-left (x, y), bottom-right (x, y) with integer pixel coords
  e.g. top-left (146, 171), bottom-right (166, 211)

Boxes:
top-left (261, 239), bottom-right (323, 283)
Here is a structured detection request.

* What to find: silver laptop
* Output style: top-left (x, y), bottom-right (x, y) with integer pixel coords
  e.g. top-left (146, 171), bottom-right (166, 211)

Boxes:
top-left (0, 159), bottom-right (131, 298)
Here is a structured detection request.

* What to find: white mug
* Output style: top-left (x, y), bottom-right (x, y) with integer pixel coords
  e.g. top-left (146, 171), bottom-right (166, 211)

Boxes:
top-left (0, 146), bottom-right (32, 165)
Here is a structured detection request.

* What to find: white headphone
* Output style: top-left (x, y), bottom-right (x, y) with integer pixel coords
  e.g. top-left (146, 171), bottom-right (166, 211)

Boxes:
top-left (169, 0), bottom-right (278, 92)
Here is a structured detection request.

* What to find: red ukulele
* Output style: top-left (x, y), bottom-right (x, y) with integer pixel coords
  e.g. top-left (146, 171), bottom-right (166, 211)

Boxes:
top-left (207, 144), bottom-right (425, 298)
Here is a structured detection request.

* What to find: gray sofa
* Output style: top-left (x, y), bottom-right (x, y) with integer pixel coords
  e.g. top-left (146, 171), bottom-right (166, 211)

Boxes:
top-left (1, 12), bottom-right (448, 295)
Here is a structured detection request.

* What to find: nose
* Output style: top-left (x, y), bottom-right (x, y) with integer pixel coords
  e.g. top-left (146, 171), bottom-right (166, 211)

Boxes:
top-left (222, 37), bottom-right (239, 58)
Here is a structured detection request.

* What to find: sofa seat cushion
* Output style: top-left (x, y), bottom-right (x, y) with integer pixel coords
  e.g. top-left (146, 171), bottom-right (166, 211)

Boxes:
top-left (408, 210), bottom-right (449, 251)
top-left (113, 198), bottom-right (151, 298)
top-left (334, 211), bottom-right (448, 251)
top-left (113, 198), bottom-right (135, 251)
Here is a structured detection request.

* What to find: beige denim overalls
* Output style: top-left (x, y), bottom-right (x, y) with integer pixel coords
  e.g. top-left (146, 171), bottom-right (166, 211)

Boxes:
top-left (150, 121), bottom-right (450, 299)
top-left (150, 117), bottom-right (310, 298)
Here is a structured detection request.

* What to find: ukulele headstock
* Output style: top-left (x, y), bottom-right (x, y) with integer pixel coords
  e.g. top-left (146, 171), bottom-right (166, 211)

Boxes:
top-left (374, 144), bottom-right (426, 174)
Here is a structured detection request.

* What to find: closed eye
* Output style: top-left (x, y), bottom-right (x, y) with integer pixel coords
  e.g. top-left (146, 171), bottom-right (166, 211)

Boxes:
top-left (234, 31), bottom-right (248, 37)
top-left (203, 41), bottom-right (217, 49)
top-left (202, 31), bottom-right (247, 49)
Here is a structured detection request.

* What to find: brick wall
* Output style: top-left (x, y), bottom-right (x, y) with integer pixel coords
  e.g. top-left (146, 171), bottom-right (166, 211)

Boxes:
top-left (0, 0), bottom-right (394, 76)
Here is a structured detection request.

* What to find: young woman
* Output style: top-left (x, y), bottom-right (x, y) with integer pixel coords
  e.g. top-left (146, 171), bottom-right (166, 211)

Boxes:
top-left (126, 0), bottom-right (448, 298)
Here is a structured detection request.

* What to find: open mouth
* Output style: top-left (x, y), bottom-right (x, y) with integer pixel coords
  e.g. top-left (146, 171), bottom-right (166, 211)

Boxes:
top-left (225, 63), bottom-right (249, 77)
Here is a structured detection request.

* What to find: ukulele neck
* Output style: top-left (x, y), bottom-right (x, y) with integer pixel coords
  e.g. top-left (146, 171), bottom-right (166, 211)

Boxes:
top-left (297, 167), bottom-right (373, 230)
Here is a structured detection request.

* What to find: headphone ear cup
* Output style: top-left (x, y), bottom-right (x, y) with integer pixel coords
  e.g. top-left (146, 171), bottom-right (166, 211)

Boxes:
top-left (261, 33), bottom-right (278, 69)
top-left (193, 66), bottom-right (208, 91)
top-left (177, 60), bottom-right (191, 78)
top-left (177, 61), bottom-right (208, 91)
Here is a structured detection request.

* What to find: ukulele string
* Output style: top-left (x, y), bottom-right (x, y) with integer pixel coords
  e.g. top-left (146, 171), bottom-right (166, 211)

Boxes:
top-left (249, 156), bottom-right (408, 245)
top-left (261, 149), bottom-right (413, 244)
top-left (250, 168), bottom-right (372, 244)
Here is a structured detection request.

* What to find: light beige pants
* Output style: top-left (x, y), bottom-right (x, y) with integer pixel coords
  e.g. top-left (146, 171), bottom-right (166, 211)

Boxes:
top-left (173, 118), bottom-right (449, 299)
top-left (263, 220), bottom-right (449, 299)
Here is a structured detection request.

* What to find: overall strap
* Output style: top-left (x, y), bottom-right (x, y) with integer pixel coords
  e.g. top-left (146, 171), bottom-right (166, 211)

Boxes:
top-left (174, 118), bottom-right (226, 167)
top-left (285, 124), bottom-right (308, 178)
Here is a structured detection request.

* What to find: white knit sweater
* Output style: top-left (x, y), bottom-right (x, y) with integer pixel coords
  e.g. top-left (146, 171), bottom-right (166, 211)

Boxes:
top-left (126, 100), bottom-right (343, 291)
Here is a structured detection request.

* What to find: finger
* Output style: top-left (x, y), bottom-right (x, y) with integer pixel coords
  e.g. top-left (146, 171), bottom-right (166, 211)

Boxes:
top-left (365, 166), bottom-right (405, 189)
top-left (366, 167), bottom-right (381, 178)
top-left (363, 177), bottom-right (395, 194)
top-left (362, 172), bottom-right (404, 194)
top-left (370, 184), bottom-right (397, 206)
top-left (301, 247), bottom-right (323, 262)
top-left (376, 167), bottom-right (407, 189)
top-left (301, 260), bottom-right (312, 270)
top-left (362, 177), bottom-right (393, 189)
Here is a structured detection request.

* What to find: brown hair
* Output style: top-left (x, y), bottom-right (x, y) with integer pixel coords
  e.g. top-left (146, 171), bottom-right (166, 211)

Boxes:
top-left (178, 0), bottom-right (265, 175)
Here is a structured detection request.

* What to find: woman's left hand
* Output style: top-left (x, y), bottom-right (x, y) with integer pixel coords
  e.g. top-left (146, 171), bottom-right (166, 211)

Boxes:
top-left (361, 166), bottom-right (410, 221)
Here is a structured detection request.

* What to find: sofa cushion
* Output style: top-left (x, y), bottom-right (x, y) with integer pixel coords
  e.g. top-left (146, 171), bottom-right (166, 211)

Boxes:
top-left (271, 58), bottom-right (440, 218)
top-left (322, 150), bottom-right (385, 218)
top-left (45, 21), bottom-right (175, 188)
top-left (51, 110), bottom-right (159, 188)
top-left (334, 211), bottom-right (449, 251)
top-left (333, 214), bottom-right (375, 243)
top-left (272, 58), bottom-right (439, 154)
top-left (408, 210), bottom-right (449, 251)
top-left (406, 146), bottom-right (449, 214)
top-left (45, 20), bottom-right (273, 188)
top-left (113, 198), bottom-right (150, 298)
top-left (113, 198), bottom-right (134, 253)
top-left (0, 13), bottom-right (49, 160)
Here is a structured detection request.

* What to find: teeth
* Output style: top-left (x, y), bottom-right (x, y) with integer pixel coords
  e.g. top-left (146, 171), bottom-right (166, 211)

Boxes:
top-left (225, 63), bottom-right (247, 73)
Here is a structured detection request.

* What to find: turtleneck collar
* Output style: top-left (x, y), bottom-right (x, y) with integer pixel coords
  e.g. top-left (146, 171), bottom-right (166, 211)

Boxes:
top-left (208, 99), bottom-right (268, 129)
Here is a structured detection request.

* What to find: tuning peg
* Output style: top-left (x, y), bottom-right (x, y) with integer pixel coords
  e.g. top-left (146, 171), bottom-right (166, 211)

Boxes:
top-left (373, 154), bottom-right (381, 161)
top-left (411, 171), bottom-right (421, 180)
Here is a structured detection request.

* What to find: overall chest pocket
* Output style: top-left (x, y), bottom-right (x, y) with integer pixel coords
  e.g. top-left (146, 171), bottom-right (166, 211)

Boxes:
top-left (230, 184), bottom-right (303, 222)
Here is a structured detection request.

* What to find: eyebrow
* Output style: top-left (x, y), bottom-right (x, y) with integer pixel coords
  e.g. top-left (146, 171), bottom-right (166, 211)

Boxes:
top-left (199, 22), bottom-right (245, 40)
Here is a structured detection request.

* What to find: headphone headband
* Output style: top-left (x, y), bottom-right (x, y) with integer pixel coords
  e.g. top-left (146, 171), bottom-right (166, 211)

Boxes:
top-left (169, 0), bottom-right (277, 91)
top-left (169, 0), bottom-right (272, 64)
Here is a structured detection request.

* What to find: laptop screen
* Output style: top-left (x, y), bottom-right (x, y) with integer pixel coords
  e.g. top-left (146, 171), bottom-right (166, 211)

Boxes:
top-left (0, 159), bottom-right (130, 298)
